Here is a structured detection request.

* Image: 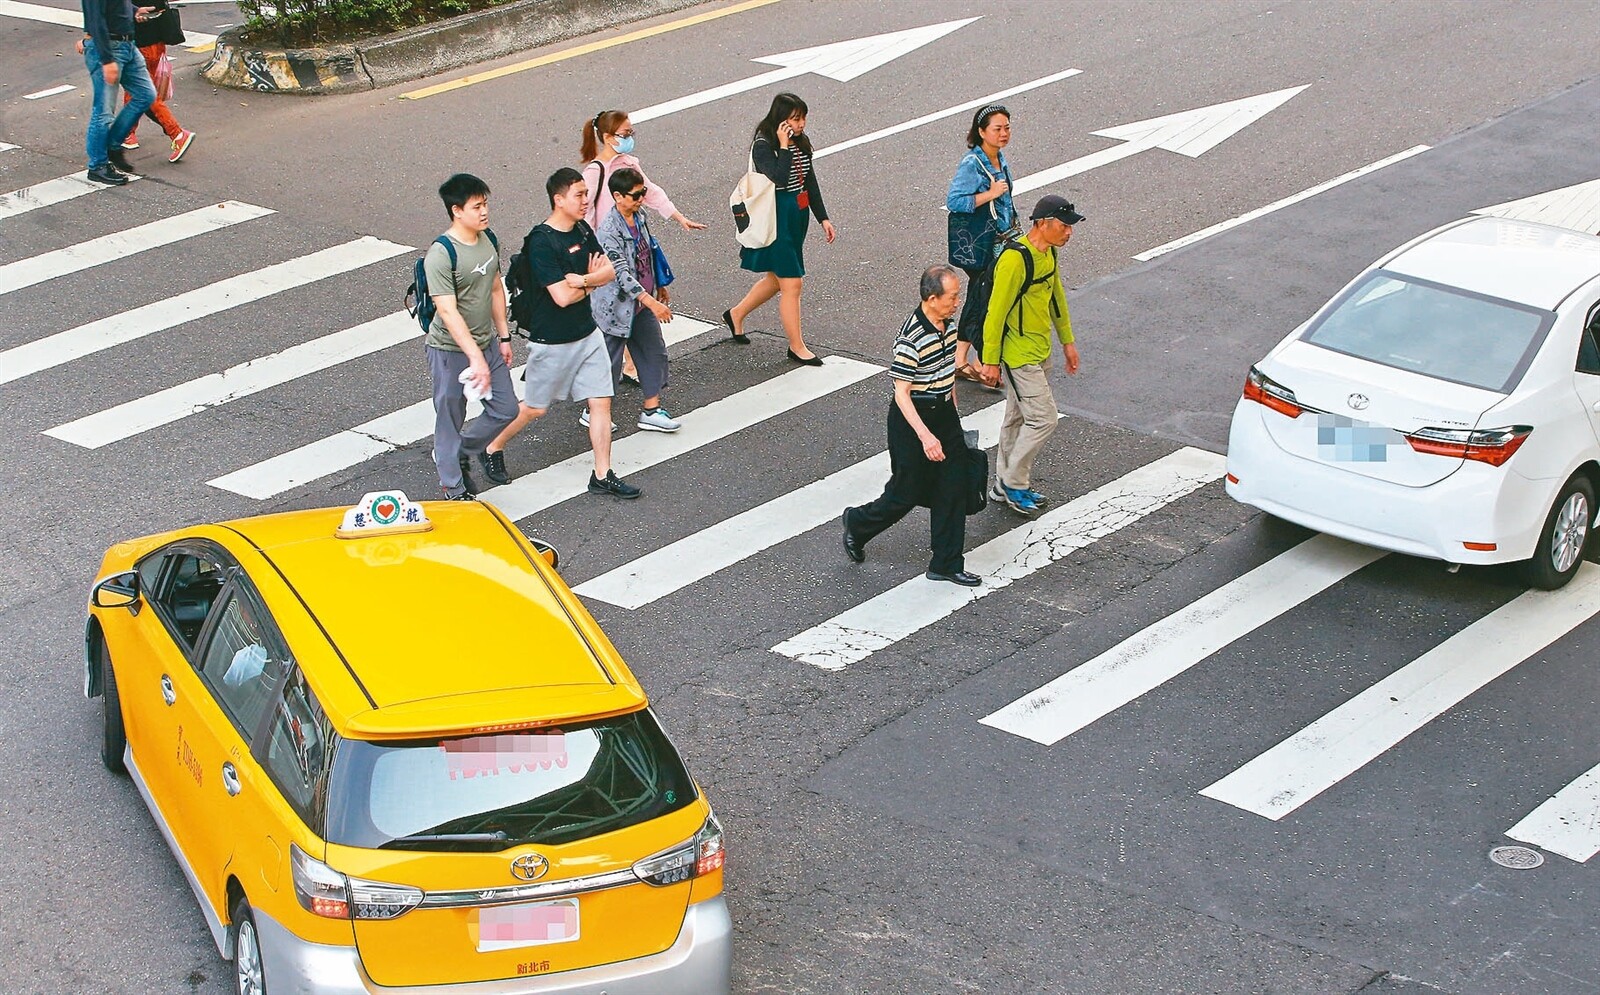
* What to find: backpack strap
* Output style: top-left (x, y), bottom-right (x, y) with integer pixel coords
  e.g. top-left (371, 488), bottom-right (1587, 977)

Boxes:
top-left (585, 160), bottom-right (609, 226)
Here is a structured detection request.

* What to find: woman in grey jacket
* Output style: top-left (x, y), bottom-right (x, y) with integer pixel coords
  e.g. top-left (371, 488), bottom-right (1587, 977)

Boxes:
top-left (592, 166), bottom-right (680, 433)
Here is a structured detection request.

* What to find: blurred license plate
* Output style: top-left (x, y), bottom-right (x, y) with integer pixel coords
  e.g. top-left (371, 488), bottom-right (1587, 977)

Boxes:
top-left (1316, 413), bottom-right (1401, 463)
top-left (475, 899), bottom-right (580, 952)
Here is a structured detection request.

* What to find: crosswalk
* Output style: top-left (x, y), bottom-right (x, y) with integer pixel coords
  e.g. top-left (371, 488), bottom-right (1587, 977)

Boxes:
top-left (7, 167), bottom-right (1600, 869)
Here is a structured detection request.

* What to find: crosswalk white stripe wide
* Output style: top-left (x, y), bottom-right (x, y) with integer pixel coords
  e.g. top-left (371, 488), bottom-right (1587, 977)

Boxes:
top-left (773, 446), bottom-right (1227, 670)
top-left (0, 201), bottom-right (274, 296)
top-left (1200, 563), bottom-right (1600, 821)
top-left (0, 143), bottom-right (18, 152)
top-left (661, 315), bottom-right (718, 347)
top-left (981, 534), bottom-right (1386, 745)
top-left (0, 0), bottom-right (216, 41)
top-left (576, 401), bottom-right (1011, 608)
top-left (0, 172), bottom-right (138, 221)
top-left (45, 311), bottom-right (419, 448)
top-left (1506, 762), bottom-right (1600, 863)
top-left (0, 236), bottom-right (410, 386)
top-left (481, 357), bottom-right (884, 521)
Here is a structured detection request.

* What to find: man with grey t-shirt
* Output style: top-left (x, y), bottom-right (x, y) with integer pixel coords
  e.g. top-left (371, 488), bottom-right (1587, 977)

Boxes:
top-left (424, 173), bottom-right (517, 499)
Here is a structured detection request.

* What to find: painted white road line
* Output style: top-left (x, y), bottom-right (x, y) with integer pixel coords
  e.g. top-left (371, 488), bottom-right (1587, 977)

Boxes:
top-left (1201, 564), bottom-right (1600, 822)
top-left (0, 143), bottom-right (18, 152)
top-left (662, 314), bottom-right (718, 348)
top-left (23, 84), bottom-right (76, 100)
top-left (774, 447), bottom-right (1226, 670)
top-left (1473, 176), bottom-right (1600, 236)
top-left (46, 311), bottom-right (418, 448)
top-left (483, 357), bottom-right (884, 521)
top-left (577, 402), bottom-right (1010, 609)
top-left (1507, 762), bottom-right (1600, 863)
top-left (981, 535), bottom-right (1385, 745)
top-left (631, 18), bottom-right (979, 123)
top-left (0, 171), bottom-right (138, 221)
top-left (208, 364), bottom-right (527, 499)
top-left (0, 0), bottom-right (217, 42)
top-left (0, 201), bottom-right (273, 297)
top-left (1009, 86), bottom-right (1309, 199)
top-left (815, 69), bottom-right (1083, 160)
top-left (1134, 145), bottom-right (1432, 261)
top-left (0, 236), bottom-right (410, 386)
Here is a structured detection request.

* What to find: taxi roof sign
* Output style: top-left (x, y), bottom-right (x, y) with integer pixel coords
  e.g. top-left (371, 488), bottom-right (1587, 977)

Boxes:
top-left (336, 491), bottom-right (433, 539)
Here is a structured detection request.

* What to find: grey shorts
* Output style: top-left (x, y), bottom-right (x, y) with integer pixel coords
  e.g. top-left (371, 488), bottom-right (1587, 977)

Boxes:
top-left (521, 329), bottom-right (615, 410)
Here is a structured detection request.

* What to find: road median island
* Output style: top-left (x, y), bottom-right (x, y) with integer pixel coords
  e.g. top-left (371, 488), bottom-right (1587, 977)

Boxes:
top-left (202, 0), bottom-right (705, 94)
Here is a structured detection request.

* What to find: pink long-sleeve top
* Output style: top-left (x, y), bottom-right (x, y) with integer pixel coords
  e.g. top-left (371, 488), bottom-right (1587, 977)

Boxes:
top-left (582, 153), bottom-right (680, 230)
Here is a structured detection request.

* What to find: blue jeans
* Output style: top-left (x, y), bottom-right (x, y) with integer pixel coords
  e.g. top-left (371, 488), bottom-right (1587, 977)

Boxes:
top-left (83, 37), bottom-right (154, 168)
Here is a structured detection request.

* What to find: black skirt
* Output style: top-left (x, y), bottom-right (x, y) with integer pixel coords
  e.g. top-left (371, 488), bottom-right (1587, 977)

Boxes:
top-left (885, 394), bottom-right (967, 509)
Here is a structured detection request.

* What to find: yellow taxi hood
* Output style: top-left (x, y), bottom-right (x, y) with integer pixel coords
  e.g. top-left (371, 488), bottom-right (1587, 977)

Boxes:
top-left (341, 685), bottom-right (647, 739)
top-left (224, 501), bottom-right (636, 714)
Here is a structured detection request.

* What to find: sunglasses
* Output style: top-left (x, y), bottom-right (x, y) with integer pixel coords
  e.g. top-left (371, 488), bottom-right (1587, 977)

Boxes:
top-left (620, 188), bottom-right (647, 199)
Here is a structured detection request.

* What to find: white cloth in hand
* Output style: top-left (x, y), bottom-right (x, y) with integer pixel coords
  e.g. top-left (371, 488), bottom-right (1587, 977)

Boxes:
top-left (459, 367), bottom-right (491, 402)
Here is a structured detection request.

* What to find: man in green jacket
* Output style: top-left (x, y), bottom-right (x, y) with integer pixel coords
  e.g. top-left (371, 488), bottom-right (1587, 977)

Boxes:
top-left (976, 194), bottom-right (1083, 516)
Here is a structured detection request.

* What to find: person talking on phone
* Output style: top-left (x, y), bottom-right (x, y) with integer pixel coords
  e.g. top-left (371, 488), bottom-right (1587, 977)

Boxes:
top-left (722, 92), bottom-right (836, 366)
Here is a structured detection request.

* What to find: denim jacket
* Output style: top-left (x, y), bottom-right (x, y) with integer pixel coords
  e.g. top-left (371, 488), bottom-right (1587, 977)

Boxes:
top-left (945, 148), bottom-right (1017, 235)
top-left (591, 206), bottom-right (656, 339)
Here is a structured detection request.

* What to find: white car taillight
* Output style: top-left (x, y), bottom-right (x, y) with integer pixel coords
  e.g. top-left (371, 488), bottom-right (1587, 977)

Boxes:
top-left (1404, 425), bottom-right (1532, 466)
top-left (1242, 366), bottom-right (1305, 419)
top-left (290, 844), bottom-right (423, 921)
top-left (633, 812), bottom-right (725, 887)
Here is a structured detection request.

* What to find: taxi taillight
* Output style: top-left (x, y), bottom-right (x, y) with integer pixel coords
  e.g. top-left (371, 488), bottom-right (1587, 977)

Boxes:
top-left (633, 812), bottom-right (725, 887)
top-left (1404, 425), bottom-right (1532, 466)
top-left (290, 844), bottom-right (423, 921)
top-left (1242, 366), bottom-right (1304, 419)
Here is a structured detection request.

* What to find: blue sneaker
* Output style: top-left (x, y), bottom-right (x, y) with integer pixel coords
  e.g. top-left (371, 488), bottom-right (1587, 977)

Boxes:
top-left (1021, 488), bottom-right (1049, 508)
top-left (1002, 486), bottom-right (1038, 517)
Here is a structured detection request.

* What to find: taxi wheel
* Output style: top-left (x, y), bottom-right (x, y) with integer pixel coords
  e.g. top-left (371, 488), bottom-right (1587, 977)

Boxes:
top-left (100, 644), bottom-right (127, 774)
top-left (1522, 475), bottom-right (1594, 590)
top-left (231, 898), bottom-right (268, 995)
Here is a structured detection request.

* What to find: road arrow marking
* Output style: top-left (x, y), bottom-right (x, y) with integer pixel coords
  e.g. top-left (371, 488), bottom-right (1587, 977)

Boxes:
top-left (1472, 177), bottom-right (1600, 236)
top-left (1009, 85), bottom-right (1309, 197)
top-left (630, 17), bottom-right (980, 123)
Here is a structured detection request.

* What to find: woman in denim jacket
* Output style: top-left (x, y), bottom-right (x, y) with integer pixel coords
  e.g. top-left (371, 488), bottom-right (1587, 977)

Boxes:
top-left (945, 104), bottom-right (1017, 384)
top-left (592, 166), bottom-right (681, 433)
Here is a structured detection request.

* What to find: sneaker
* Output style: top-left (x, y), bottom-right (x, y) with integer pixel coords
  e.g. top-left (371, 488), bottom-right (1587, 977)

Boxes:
top-left (1021, 488), bottom-right (1050, 508)
top-left (1001, 485), bottom-right (1038, 517)
top-left (636, 407), bottom-right (681, 433)
top-left (578, 409), bottom-right (617, 431)
top-left (85, 163), bottom-right (129, 186)
top-left (457, 456), bottom-right (478, 496)
top-left (169, 129), bottom-right (195, 163)
top-left (988, 481), bottom-right (1006, 503)
top-left (120, 137), bottom-right (140, 150)
top-left (478, 449), bottom-right (510, 486)
top-left (588, 469), bottom-right (642, 499)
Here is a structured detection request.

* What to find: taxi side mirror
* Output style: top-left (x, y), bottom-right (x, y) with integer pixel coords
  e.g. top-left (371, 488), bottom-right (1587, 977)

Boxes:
top-left (92, 572), bottom-right (142, 613)
top-left (528, 538), bottom-right (560, 571)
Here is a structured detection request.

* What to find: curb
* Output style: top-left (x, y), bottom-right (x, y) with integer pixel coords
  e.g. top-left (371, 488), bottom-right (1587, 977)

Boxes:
top-left (202, 0), bottom-right (706, 95)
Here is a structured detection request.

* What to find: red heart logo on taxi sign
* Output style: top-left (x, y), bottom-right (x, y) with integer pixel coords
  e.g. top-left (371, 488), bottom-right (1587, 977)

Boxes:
top-left (375, 499), bottom-right (397, 519)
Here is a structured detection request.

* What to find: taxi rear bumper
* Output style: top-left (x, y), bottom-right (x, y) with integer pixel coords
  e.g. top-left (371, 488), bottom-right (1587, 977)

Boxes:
top-left (254, 896), bottom-right (732, 995)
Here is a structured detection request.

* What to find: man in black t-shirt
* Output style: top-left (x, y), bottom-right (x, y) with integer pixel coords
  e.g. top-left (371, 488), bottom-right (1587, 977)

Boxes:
top-left (484, 168), bottom-right (641, 499)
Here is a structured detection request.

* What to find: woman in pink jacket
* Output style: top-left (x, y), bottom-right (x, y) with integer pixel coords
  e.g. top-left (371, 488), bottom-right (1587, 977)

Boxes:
top-left (581, 110), bottom-right (705, 382)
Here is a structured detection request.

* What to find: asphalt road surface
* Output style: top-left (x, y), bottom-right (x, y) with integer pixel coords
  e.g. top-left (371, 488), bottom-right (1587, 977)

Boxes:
top-left (2, 1), bottom-right (1599, 993)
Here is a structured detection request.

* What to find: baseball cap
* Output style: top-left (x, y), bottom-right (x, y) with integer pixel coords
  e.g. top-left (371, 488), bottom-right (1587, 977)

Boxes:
top-left (1030, 194), bottom-right (1085, 225)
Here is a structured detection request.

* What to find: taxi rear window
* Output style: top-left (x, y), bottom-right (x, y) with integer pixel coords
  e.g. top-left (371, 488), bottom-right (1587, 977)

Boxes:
top-left (323, 710), bottom-right (696, 852)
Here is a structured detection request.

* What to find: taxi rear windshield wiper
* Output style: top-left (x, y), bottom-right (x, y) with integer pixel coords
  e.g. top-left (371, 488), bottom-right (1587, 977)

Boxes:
top-left (384, 830), bottom-right (510, 846)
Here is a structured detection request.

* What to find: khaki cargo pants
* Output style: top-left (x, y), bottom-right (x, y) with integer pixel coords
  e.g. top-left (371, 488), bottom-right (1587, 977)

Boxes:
top-left (996, 362), bottom-right (1058, 491)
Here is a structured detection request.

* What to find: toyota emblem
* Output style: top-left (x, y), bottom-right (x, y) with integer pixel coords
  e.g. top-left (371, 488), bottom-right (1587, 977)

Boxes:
top-left (1347, 393), bottom-right (1370, 411)
top-left (510, 853), bottom-right (549, 882)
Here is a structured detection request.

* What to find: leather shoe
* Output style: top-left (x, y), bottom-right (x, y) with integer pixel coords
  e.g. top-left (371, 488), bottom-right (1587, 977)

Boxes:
top-left (926, 569), bottom-right (982, 587)
top-left (841, 510), bottom-right (864, 563)
top-left (723, 309), bottom-right (751, 345)
top-left (108, 148), bottom-right (135, 174)
top-left (86, 163), bottom-right (128, 186)
top-left (787, 348), bottom-right (824, 367)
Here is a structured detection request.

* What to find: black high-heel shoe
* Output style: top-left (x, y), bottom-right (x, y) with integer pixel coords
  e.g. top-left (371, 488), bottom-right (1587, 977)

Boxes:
top-left (787, 348), bottom-right (824, 367)
top-left (723, 309), bottom-right (751, 344)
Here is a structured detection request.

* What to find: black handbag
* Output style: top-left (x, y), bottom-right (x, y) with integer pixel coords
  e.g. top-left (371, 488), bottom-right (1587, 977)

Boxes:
top-left (962, 429), bottom-right (988, 516)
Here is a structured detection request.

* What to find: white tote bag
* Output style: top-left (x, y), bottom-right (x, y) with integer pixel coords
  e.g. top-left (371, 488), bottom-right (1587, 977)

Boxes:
top-left (729, 152), bottom-right (777, 249)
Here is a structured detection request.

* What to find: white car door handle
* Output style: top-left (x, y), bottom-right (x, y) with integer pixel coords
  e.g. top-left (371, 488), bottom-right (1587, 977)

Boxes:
top-left (159, 675), bottom-right (176, 706)
top-left (221, 763), bottom-right (242, 797)
top-left (1592, 399), bottom-right (1600, 413)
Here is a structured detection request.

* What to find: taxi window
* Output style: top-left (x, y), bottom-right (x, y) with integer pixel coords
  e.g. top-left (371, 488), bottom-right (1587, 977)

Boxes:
top-left (1580, 307), bottom-right (1600, 375)
top-left (152, 552), bottom-right (227, 650)
top-left (260, 669), bottom-right (330, 826)
top-left (323, 710), bottom-right (696, 852)
top-left (198, 591), bottom-right (286, 739)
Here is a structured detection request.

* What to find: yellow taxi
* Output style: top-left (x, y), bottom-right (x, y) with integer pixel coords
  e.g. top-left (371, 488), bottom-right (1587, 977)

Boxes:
top-left (85, 491), bottom-right (730, 994)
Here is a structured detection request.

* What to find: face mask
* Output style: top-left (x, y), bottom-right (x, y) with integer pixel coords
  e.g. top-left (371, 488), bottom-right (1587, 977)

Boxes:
top-left (612, 135), bottom-right (635, 155)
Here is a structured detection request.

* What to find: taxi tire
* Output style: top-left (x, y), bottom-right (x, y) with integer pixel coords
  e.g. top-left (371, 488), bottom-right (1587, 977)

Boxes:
top-left (231, 898), bottom-right (268, 995)
top-left (1521, 475), bottom-right (1594, 591)
top-left (100, 644), bottom-right (127, 774)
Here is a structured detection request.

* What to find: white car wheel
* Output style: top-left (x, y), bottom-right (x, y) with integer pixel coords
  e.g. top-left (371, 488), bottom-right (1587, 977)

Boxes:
top-left (232, 901), bottom-right (266, 995)
top-left (1522, 476), bottom-right (1593, 590)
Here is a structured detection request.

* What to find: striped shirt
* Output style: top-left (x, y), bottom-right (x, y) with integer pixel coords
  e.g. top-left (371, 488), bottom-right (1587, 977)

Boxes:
top-left (784, 146), bottom-right (813, 193)
top-left (889, 306), bottom-right (957, 399)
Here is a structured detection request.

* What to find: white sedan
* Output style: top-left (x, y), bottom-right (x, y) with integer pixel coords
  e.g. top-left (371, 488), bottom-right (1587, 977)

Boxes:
top-left (1226, 215), bottom-right (1600, 589)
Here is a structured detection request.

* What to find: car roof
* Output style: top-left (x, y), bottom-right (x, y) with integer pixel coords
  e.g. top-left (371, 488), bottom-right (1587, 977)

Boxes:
top-left (222, 501), bottom-right (645, 738)
top-left (1387, 216), bottom-right (1600, 310)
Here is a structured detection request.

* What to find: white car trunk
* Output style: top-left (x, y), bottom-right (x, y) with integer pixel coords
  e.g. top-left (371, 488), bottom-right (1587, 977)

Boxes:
top-left (1260, 342), bottom-right (1506, 486)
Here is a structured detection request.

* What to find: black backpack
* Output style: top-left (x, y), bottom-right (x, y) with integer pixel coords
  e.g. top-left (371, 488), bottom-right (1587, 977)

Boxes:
top-left (997, 238), bottom-right (1061, 336)
top-left (506, 220), bottom-right (601, 340)
top-left (405, 229), bottom-right (499, 333)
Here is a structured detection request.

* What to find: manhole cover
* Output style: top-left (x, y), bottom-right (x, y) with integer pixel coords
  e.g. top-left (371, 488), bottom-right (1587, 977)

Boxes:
top-left (1489, 845), bottom-right (1544, 869)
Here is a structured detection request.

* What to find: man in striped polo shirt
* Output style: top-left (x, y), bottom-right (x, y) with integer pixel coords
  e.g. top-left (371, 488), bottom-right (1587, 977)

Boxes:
top-left (842, 265), bottom-right (981, 587)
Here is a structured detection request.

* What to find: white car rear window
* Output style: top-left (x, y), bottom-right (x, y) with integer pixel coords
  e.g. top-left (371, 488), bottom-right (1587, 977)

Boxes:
top-left (1302, 271), bottom-right (1553, 392)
